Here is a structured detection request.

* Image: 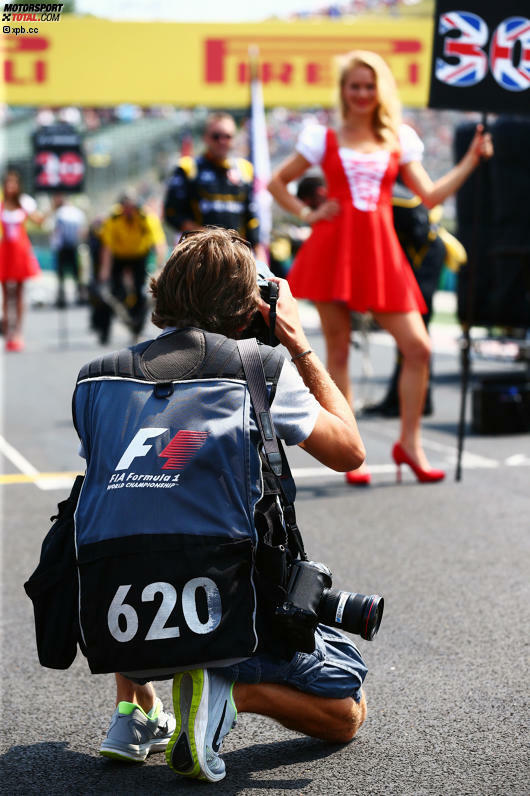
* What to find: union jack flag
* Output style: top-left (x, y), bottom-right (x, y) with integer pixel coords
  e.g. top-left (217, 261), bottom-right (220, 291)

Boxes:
top-left (489, 16), bottom-right (530, 92)
top-left (436, 11), bottom-right (488, 87)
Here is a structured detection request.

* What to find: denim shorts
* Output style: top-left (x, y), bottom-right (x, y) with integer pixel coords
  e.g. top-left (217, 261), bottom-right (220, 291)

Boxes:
top-left (218, 624), bottom-right (367, 703)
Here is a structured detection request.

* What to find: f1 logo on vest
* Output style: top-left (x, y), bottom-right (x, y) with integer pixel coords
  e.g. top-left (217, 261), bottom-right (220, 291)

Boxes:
top-left (115, 428), bottom-right (209, 471)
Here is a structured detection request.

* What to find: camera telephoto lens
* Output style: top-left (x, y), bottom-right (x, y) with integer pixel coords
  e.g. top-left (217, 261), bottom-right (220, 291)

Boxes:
top-left (319, 589), bottom-right (384, 640)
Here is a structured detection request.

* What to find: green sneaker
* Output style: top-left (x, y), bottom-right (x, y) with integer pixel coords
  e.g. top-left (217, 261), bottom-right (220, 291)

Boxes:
top-left (100, 698), bottom-right (176, 763)
top-left (165, 669), bottom-right (237, 782)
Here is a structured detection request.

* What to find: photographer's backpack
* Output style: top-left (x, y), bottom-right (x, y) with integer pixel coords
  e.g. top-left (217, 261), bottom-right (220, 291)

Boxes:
top-left (25, 329), bottom-right (305, 676)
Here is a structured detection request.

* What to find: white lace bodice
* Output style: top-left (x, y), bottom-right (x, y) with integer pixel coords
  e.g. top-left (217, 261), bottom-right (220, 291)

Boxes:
top-left (296, 123), bottom-right (424, 212)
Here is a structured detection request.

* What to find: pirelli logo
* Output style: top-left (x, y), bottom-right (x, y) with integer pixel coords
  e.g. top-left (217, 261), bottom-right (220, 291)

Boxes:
top-left (204, 35), bottom-right (424, 88)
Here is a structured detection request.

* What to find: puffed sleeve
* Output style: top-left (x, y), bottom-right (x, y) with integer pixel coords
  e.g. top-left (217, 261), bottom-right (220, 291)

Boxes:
top-left (399, 124), bottom-right (424, 164)
top-left (295, 123), bottom-right (327, 166)
top-left (20, 194), bottom-right (37, 214)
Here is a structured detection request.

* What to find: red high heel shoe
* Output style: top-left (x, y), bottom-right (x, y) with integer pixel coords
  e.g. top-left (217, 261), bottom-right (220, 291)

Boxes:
top-left (6, 337), bottom-right (25, 352)
top-left (392, 442), bottom-right (445, 484)
top-left (345, 469), bottom-right (371, 486)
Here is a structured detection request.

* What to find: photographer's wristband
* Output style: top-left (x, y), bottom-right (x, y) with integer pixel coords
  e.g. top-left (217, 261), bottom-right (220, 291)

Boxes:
top-left (291, 349), bottom-right (313, 362)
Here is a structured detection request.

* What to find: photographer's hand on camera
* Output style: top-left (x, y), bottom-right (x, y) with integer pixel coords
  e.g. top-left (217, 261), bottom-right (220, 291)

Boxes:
top-left (258, 278), bottom-right (365, 472)
top-left (257, 276), bottom-right (309, 354)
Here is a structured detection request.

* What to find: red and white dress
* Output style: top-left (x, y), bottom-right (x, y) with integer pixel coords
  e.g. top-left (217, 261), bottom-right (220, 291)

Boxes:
top-left (288, 123), bottom-right (427, 314)
top-left (0, 195), bottom-right (41, 283)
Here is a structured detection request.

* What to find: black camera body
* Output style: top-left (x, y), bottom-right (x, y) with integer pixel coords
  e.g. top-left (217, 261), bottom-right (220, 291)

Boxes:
top-left (275, 560), bottom-right (384, 650)
top-left (242, 280), bottom-right (280, 346)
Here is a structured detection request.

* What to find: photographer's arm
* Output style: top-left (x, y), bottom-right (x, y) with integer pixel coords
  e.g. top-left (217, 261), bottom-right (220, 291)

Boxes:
top-left (294, 354), bottom-right (365, 471)
top-left (259, 279), bottom-right (365, 472)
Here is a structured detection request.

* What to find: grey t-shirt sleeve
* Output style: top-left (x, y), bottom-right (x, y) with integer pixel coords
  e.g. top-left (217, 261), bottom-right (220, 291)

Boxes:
top-left (270, 359), bottom-right (320, 446)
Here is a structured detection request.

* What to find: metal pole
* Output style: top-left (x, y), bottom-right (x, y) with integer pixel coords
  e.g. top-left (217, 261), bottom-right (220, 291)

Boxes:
top-left (455, 112), bottom-right (487, 481)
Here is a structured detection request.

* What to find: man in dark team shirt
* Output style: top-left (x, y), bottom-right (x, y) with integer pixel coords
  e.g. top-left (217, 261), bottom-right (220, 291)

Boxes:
top-left (164, 112), bottom-right (266, 260)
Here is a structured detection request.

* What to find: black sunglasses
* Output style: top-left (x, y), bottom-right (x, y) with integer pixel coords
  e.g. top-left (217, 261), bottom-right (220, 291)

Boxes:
top-left (210, 132), bottom-right (234, 141)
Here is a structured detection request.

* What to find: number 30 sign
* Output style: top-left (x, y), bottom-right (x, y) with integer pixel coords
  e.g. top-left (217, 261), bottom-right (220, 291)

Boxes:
top-left (429, 0), bottom-right (530, 113)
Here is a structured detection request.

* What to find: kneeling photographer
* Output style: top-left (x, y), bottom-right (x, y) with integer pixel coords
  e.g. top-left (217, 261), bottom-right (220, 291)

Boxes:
top-left (70, 227), bottom-right (379, 782)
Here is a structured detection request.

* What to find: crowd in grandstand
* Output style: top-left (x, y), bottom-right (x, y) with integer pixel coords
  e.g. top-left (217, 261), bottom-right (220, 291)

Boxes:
top-left (282, 0), bottom-right (430, 20)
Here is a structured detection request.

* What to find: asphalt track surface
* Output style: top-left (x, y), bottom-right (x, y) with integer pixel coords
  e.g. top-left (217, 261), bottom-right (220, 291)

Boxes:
top-left (1, 299), bottom-right (529, 795)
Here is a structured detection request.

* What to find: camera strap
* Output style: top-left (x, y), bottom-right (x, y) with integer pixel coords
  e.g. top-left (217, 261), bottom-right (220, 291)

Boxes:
top-left (267, 282), bottom-right (278, 346)
top-left (237, 338), bottom-right (306, 561)
top-left (237, 337), bottom-right (283, 476)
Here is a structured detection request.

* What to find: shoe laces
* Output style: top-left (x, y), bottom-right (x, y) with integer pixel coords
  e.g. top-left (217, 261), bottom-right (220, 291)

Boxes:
top-left (205, 746), bottom-right (221, 765)
top-left (156, 709), bottom-right (171, 732)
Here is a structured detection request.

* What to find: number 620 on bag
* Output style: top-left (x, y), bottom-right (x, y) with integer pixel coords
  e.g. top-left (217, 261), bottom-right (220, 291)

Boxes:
top-left (107, 578), bottom-right (222, 643)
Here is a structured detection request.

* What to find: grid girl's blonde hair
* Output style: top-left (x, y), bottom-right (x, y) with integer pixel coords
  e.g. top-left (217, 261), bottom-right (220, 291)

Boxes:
top-left (338, 50), bottom-right (402, 149)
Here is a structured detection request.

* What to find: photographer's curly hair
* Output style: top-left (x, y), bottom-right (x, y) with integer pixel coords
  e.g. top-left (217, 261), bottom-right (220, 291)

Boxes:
top-left (338, 50), bottom-right (402, 150)
top-left (150, 227), bottom-right (259, 337)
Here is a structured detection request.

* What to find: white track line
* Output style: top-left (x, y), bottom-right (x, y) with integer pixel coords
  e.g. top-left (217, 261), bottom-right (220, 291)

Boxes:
top-left (292, 436), bottom-right (500, 480)
top-left (0, 434), bottom-right (39, 478)
top-left (410, 437), bottom-right (499, 469)
top-left (0, 433), bottom-right (525, 491)
top-left (358, 426), bottom-right (500, 469)
top-left (505, 454), bottom-right (530, 467)
top-left (0, 434), bottom-right (75, 491)
top-left (292, 465), bottom-right (396, 479)
top-left (36, 476), bottom-right (79, 491)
